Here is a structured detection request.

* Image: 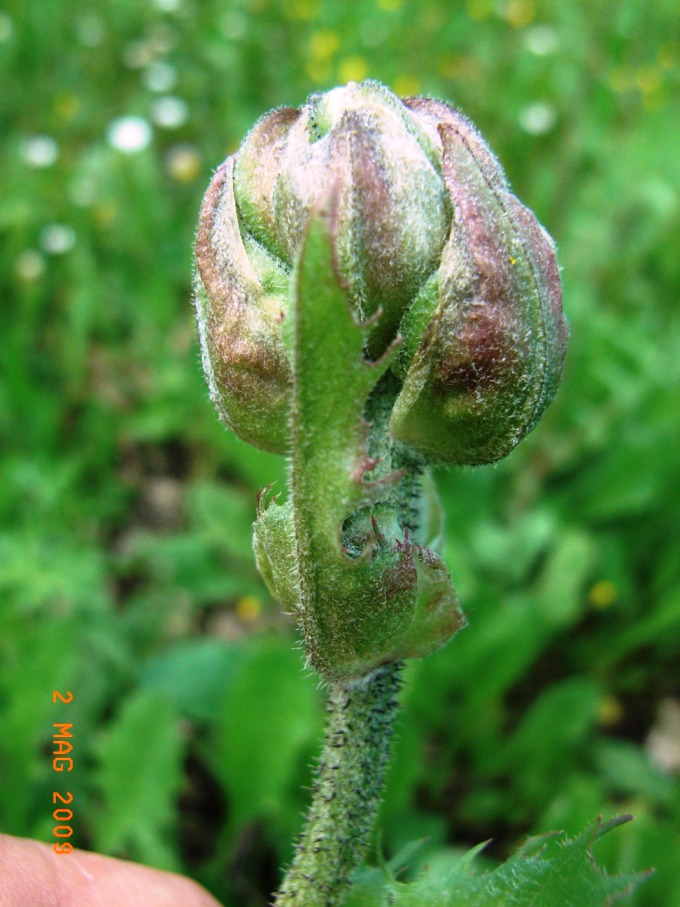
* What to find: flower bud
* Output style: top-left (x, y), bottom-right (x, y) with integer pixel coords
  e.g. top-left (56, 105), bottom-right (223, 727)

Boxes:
top-left (389, 98), bottom-right (568, 463)
top-left (194, 80), bottom-right (567, 462)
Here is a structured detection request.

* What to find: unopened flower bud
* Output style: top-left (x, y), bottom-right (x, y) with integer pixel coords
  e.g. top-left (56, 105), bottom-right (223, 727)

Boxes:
top-left (194, 154), bottom-right (293, 453)
top-left (195, 81), bottom-right (567, 463)
top-left (389, 97), bottom-right (568, 463)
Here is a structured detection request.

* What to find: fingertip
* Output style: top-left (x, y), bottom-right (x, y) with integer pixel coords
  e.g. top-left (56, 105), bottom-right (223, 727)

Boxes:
top-left (0, 833), bottom-right (62, 906)
top-left (0, 835), bottom-right (222, 907)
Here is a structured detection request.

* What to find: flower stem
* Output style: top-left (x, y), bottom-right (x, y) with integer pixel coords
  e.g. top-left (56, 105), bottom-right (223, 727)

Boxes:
top-left (273, 661), bottom-right (403, 907)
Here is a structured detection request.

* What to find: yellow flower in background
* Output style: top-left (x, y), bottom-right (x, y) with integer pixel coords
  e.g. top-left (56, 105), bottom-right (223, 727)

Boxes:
top-left (503, 0), bottom-right (535, 28)
top-left (285, 0), bottom-right (320, 20)
top-left (588, 580), bottom-right (618, 610)
top-left (165, 144), bottom-right (202, 183)
top-left (438, 54), bottom-right (481, 81)
top-left (636, 65), bottom-right (662, 93)
top-left (636, 64), bottom-right (663, 102)
top-left (338, 56), bottom-right (369, 83)
top-left (466, 0), bottom-right (493, 21)
top-left (55, 92), bottom-right (80, 120)
top-left (95, 202), bottom-right (119, 227)
top-left (657, 41), bottom-right (678, 70)
top-left (393, 74), bottom-right (420, 97)
top-left (309, 29), bottom-right (340, 60)
top-left (597, 695), bottom-right (624, 726)
top-left (236, 595), bottom-right (262, 622)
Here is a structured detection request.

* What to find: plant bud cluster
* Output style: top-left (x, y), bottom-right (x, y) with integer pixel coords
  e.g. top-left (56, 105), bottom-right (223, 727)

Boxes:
top-left (195, 80), bottom-right (567, 463)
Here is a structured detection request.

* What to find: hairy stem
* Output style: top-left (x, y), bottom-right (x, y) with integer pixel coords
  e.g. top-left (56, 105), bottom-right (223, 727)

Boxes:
top-left (273, 661), bottom-right (403, 907)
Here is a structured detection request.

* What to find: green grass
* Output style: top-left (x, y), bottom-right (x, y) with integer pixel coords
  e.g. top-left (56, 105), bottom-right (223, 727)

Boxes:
top-left (1, 0), bottom-right (679, 904)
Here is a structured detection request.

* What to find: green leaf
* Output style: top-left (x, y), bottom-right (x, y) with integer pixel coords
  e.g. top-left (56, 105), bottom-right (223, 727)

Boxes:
top-left (535, 529), bottom-right (595, 628)
top-left (346, 840), bottom-right (434, 907)
top-left (379, 818), bottom-right (651, 906)
top-left (139, 637), bottom-right (245, 722)
top-left (495, 677), bottom-right (600, 807)
top-left (209, 635), bottom-right (323, 847)
top-left (92, 689), bottom-right (183, 870)
top-left (0, 616), bottom-right (81, 831)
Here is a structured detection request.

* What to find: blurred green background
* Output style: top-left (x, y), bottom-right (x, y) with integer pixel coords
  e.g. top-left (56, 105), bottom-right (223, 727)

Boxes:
top-left (1, 0), bottom-right (679, 904)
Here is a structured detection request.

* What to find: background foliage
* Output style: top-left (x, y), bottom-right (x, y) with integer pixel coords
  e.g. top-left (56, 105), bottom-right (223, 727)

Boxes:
top-left (1, 0), bottom-right (679, 904)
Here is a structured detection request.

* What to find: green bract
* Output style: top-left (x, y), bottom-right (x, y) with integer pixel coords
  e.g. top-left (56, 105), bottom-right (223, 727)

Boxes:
top-left (252, 211), bottom-right (465, 678)
top-left (193, 80), bottom-right (568, 679)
